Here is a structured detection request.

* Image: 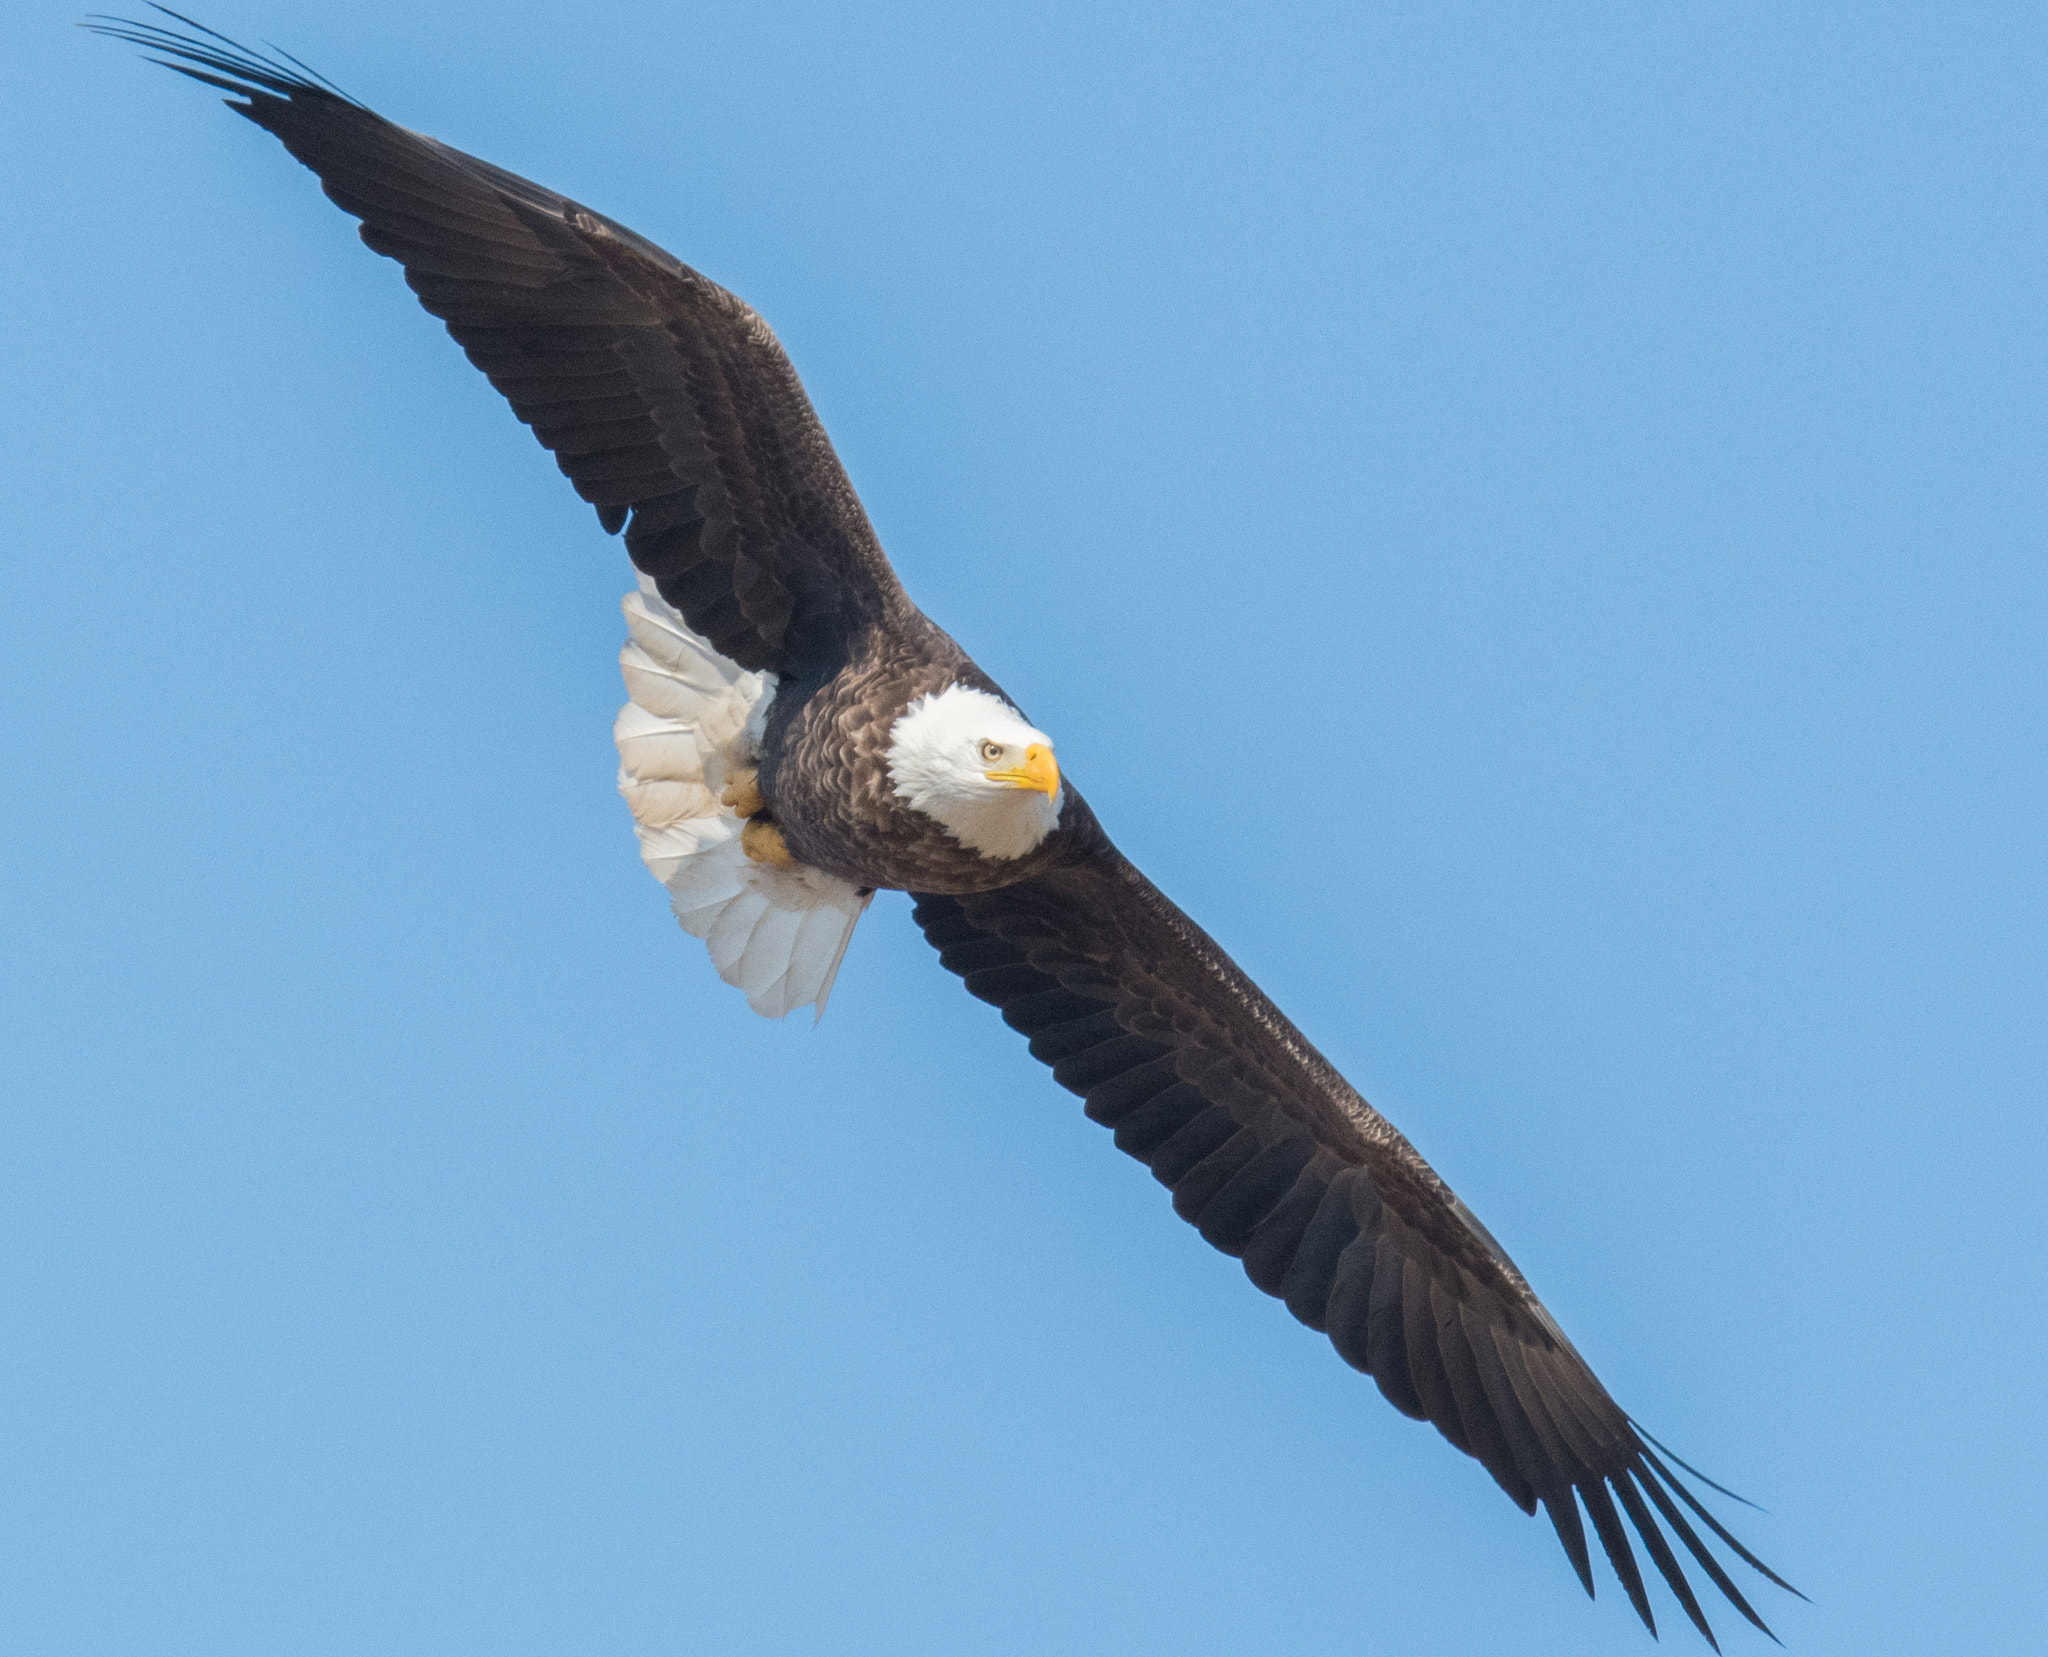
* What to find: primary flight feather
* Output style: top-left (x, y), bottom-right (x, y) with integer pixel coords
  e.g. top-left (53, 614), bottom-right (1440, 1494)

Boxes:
top-left (93, 12), bottom-right (1798, 1644)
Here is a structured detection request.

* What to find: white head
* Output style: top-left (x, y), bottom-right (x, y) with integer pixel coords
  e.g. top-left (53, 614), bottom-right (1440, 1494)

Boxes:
top-left (886, 684), bottom-right (1063, 861)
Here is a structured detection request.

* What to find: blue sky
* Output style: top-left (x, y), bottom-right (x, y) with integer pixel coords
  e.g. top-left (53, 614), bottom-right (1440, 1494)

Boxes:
top-left (5, 2), bottom-right (2044, 1651)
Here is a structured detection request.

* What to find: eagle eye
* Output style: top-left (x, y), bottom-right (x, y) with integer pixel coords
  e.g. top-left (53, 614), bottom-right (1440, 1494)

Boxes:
top-left (978, 740), bottom-right (1005, 765)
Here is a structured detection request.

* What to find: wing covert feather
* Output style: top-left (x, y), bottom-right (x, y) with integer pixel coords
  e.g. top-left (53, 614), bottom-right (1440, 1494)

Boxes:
top-left (97, 16), bottom-right (910, 676)
top-left (98, 17), bottom-right (1795, 1641)
top-left (912, 845), bottom-right (1790, 1645)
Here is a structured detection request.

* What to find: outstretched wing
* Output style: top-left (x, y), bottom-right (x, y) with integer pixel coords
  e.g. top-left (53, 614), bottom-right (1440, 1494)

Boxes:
top-left (913, 836), bottom-right (1797, 1648)
top-left (94, 12), bottom-right (911, 677)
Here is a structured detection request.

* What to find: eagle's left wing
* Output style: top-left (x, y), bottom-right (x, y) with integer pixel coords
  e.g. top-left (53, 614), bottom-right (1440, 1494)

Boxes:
top-left (912, 830), bottom-right (1796, 1647)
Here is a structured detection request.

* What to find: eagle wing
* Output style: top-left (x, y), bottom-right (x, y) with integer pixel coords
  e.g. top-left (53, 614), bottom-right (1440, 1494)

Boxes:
top-left (100, 16), bottom-right (910, 677)
top-left (102, 16), bottom-right (1795, 1641)
top-left (913, 828), bottom-right (1796, 1647)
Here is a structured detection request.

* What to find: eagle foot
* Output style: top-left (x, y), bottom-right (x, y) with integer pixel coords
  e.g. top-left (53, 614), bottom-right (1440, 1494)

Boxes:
top-left (721, 768), bottom-right (764, 819)
top-left (741, 817), bottom-right (798, 869)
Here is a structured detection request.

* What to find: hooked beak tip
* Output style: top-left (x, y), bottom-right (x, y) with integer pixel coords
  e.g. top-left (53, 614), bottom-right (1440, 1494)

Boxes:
top-left (1023, 742), bottom-right (1060, 800)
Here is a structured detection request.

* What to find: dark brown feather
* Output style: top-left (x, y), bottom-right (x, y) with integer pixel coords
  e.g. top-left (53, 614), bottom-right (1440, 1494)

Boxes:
top-left (910, 845), bottom-right (1794, 1637)
top-left (97, 13), bottom-right (908, 678)
top-left (96, 17), bottom-right (1796, 1640)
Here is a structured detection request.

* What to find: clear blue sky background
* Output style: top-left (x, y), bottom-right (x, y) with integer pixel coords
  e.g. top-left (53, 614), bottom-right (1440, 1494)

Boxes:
top-left (4, 3), bottom-right (2043, 1652)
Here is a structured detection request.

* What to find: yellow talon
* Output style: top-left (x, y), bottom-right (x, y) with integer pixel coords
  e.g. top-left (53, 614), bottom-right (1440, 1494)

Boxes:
top-left (741, 818), bottom-right (797, 868)
top-left (722, 768), bottom-right (764, 818)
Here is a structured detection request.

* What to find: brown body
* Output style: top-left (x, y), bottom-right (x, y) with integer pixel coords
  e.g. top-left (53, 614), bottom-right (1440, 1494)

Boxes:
top-left (99, 19), bottom-right (1796, 1646)
top-left (763, 616), bottom-right (1092, 894)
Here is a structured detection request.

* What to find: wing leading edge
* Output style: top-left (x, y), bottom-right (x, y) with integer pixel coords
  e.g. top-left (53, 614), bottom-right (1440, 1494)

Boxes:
top-left (912, 843), bottom-right (1799, 1648)
top-left (98, 13), bottom-right (1799, 1641)
top-left (90, 8), bottom-right (912, 680)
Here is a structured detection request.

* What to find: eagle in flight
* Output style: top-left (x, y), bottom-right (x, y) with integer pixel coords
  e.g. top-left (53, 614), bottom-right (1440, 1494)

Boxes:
top-left (94, 12), bottom-right (1799, 1644)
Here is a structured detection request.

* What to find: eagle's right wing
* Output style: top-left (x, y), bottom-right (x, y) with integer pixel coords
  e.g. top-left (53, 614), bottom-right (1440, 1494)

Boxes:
top-left (95, 14), bottom-right (914, 679)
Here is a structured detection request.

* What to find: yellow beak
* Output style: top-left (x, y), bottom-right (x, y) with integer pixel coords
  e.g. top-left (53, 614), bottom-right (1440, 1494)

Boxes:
top-left (986, 742), bottom-right (1060, 800)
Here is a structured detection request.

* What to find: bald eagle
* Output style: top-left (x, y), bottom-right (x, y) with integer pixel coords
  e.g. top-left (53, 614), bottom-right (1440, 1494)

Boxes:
top-left (94, 13), bottom-right (1799, 1644)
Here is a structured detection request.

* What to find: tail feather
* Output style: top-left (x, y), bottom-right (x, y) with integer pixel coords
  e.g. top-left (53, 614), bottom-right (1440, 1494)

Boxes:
top-left (614, 580), bottom-right (870, 1018)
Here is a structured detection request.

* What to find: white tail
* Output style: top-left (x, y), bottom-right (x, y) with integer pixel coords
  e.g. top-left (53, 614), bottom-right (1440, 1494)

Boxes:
top-left (614, 577), bottom-right (871, 1018)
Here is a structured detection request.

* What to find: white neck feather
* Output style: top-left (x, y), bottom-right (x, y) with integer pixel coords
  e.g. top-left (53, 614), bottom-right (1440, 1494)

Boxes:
top-left (886, 685), bottom-right (1062, 861)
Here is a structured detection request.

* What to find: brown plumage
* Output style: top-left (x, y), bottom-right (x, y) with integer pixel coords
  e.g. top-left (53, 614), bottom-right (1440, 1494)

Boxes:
top-left (93, 11), bottom-right (1799, 1644)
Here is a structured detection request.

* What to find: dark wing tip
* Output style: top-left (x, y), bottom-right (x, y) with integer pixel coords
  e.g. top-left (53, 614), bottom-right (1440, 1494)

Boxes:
top-left (1556, 1438), bottom-right (1804, 1648)
top-left (1629, 1419), bottom-right (1771, 1513)
top-left (1632, 1463), bottom-right (1781, 1641)
top-left (914, 879), bottom-right (1802, 1647)
top-left (1543, 1488), bottom-right (1597, 1599)
top-left (84, 6), bottom-right (358, 108)
top-left (1637, 1445), bottom-right (1807, 1605)
top-left (1615, 1468), bottom-right (1720, 1649)
top-left (1580, 1476), bottom-right (1658, 1635)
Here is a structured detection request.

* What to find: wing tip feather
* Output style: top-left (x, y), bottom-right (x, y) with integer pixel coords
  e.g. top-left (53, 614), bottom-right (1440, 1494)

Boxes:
top-left (86, 6), bottom-right (361, 108)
